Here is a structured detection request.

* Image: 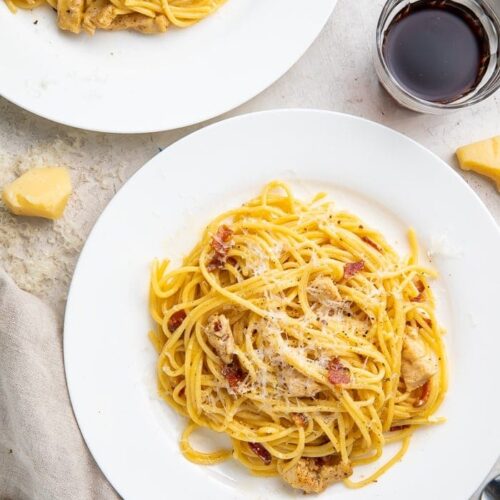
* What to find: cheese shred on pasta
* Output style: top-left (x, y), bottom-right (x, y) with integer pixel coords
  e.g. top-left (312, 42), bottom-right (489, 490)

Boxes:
top-left (4, 0), bottom-right (225, 35)
top-left (149, 181), bottom-right (447, 493)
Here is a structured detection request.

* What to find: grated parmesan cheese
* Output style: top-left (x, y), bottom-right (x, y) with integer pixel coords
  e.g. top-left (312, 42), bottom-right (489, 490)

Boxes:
top-left (0, 126), bottom-right (145, 317)
top-left (427, 234), bottom-right (463, 260)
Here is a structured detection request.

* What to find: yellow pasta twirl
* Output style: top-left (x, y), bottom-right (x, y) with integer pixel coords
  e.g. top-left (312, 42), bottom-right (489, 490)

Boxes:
top-left (149, 181), bottom-right (447, 493)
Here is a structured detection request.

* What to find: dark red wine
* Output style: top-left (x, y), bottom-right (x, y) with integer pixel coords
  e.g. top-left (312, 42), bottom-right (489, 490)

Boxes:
top-left (383, 0), bottom-right (490, 103)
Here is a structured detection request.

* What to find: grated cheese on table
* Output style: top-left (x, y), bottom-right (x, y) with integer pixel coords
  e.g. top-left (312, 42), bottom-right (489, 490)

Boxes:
top-left (0, 118), bottom-right (156, 317)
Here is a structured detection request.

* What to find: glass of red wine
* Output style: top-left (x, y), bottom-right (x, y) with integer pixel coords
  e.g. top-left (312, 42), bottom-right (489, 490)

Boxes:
top-left (375, 0), bottom-right (500, 113)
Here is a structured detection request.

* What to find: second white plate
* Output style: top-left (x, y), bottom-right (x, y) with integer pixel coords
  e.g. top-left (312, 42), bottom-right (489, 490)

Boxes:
top-left (0, 1), bottom-right (336, 132)
top-left (64, 110), bottom-right (500, 499)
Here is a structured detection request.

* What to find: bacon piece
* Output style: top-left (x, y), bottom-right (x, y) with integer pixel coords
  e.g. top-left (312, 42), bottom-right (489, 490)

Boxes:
top-left (249, 442), bottom-right (272, 465)
top-left (207, 254), bottom-right (225, 272)
top-left (167, 310), bottom-right (186, 333)
top-left (211, 224), bottom-right (233, 251)
top-left (362, 236), bottom-right (383, 252)
top-left (414, 380), bottom-right (431, 408)
top-left (390, 424), bottom-right (410, 432)
top-left (327, 357), bottom-right (350, 385)
top-left (207, 225), bottom-right (234, 271)
top-left (410, 280), bottom-right (426, 302)
top-left (291, 413), bottom-right (308, 428)
top-left (344, 260), bottom-right (364, 279)
top-left (221, 360), bottom-right (244, 391)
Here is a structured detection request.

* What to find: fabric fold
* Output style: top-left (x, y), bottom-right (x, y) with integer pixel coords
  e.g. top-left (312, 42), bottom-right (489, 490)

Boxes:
top-left (0, 269), bottom-right (117, 500)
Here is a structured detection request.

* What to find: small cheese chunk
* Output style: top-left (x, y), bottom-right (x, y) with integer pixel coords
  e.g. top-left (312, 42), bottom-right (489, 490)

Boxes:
top-left (2, 167), bottom-right (72, 220)
top-left (456, 136), bottom-right (500, 191)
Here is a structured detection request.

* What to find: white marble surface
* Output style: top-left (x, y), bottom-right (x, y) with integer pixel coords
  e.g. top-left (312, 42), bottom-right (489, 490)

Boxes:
top-left (0, 0), bottom-right (498, 495)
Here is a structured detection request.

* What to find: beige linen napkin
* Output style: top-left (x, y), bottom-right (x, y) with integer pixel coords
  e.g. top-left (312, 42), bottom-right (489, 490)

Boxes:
top-left (0, 269), bottom-right (118, 500)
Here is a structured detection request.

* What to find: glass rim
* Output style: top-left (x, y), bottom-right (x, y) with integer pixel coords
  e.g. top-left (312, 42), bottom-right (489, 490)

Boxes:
top-left (375, 0), bottom-right (500, 112)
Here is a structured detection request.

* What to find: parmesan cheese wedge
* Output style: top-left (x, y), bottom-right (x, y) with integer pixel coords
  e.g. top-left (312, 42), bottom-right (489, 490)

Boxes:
top-left (456, 135), bottom-right (500, 191)
top-left (2, 167), bottom-right (72, 220)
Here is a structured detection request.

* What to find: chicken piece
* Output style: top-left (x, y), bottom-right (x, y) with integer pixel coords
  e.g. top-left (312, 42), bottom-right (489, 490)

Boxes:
top-left (205, 314), bottom-right (235, 364)
top-left (82, 0), bottom-right (107, 35)
top-left (307, 276), bottom-right (341, 305)
top-left (107, 13), bottom-right (169, 34)
top-left (82, 0), bottom-right (115, 34)
top-left (401, 329), bottom-right (438, 392)
top-left (281, 367), bottom-right (323, 398)
top-left (57, 0), bottom-right (85, 33)
top-left (95, 4), bottom-right (116, 28)
top-left (280, 456), bottom-right (352, 493)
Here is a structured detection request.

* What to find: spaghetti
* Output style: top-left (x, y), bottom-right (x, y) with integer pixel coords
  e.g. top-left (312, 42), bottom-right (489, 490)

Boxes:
top-left (3, 0), bottom-right (225, 35)
top-left (149, 181), bottom-right (447, 493)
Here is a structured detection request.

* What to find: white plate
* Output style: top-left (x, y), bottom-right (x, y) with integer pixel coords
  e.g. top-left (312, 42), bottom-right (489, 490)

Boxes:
top-left (0, 1), bottom-right (336, 133)
top-left (64, 110), bottom-right (500, 499)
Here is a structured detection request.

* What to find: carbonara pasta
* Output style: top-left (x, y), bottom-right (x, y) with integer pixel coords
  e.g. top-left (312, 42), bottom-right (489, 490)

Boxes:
top-left (149, 181), bottom-right (447, 493)
top-left (3, 0), bottom-right (225, 35)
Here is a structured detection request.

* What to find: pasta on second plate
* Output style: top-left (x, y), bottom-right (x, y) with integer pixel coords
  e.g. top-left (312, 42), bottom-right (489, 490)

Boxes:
top-left (149, 181), bottom-right (447, 493)
top-left (3, 0), bottom-right (225, 35)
